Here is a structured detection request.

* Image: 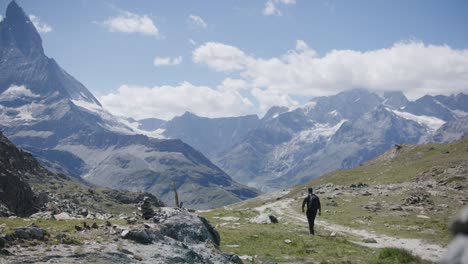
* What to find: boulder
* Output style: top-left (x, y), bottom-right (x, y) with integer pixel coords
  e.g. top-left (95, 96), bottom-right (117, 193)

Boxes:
top-left (327, 201), bottom-right (338, 207)
top-left (30, 211), bottom-right (55, 219)
top-left (121, 229), bottom-right (162, 244)
top-left (249, 213), bottom-right (279, 224)
top-left (54, 212), bottom-right (72, 220)
top-left (13, 227), bottom-right (47, 240)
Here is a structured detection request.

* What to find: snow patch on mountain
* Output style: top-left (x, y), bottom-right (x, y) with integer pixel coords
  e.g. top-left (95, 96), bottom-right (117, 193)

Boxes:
top-left (71, 99), bottom-right (166, 139)
top-left (296, 120), bottom-right (346, 143)
top-left (0, 85), bottom-right (39, 101)
top-left (390, 109), bottom-right (445, 131)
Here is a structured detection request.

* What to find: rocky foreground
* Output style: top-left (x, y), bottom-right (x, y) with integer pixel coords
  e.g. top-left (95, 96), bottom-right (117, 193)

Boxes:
top-left (0, 207), bottom-right (243, 264)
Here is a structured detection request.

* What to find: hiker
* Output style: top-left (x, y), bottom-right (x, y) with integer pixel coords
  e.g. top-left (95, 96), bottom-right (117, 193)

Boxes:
top-left (302, 187), bottom-right (321, 235)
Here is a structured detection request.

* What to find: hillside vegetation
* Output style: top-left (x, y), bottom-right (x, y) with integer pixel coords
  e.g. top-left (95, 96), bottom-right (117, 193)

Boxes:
top-left (201, 138), bottom-right (467, 263)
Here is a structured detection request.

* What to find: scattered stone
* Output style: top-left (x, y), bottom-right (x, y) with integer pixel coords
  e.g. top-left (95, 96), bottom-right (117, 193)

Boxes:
top-left (105, 221), bottom-right (112, 227)
top-left (363, 238), bottom-right (377, 243)
top-left (284, 239), bottom-right (292, 244)
top-left (363, 202), bottom-right (382, 212)
top-left (327, 200), bottom-right (338, 207)
top-left (121, 229), bottom-right (161, 245)
top-left (30, 211), bottom-right (55, 219)
top-left (54, 212), bottom-right (72, 220)
top-left (330, 232), bottom-right (337, 237)
top-left (126, 217), bottom-right (137, 225)
top-left (239, 255), bottom-right (253, 261)
top-left (249, 213), bottom-right (279, 224)
top-left (417, 215), bottom-right (431, 219)
top-left (83, 222), bottom-right (90, 229)
top-left (350, 182), bottom-right (369, 188)
top-left (75, 225), bottom-right (83, 232)
top-left (118, 248), bottom-right (134, 255)
top-left (390, 205), bottom-right (403, 211)
top-left (91, 222), bottom-right (99, 229)
top-left (361, 191), bottom-right (372, 196)
top-left (403, 189), bottom-right (433, 206)
top-left (225, 245), bottom-right (240, 248)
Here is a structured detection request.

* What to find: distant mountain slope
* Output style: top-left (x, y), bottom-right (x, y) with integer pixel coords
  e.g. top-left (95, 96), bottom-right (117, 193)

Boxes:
top-left (0, 132), bottom-right (164, 217)
top-left (215, 90), bottom-right (468, 191)
top-left (0, 1), bottom-right (258, 209)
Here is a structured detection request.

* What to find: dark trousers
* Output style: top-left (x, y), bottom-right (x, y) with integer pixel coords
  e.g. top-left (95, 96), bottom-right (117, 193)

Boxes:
top-left (306, 210), bottom-right (317, 234)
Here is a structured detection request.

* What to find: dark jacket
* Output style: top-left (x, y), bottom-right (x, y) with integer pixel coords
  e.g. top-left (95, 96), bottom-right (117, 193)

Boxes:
top-left (302, 193), bottom-right (321, 213)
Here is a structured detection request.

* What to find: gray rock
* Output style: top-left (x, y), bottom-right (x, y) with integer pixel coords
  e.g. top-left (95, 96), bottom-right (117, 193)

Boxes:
top-left (363, 202), bottom-right (382, 212)
top-left (363, 238), bottom-right (377, 243)
top-left (54, 212), bottom-right (72, 220)
top-left (30, 211), bottom-right (55, 219)
top-left (121, 229), bottom-right (163, 245)
top-left (13, 227), bottom-right (47, 240)
top-left (327, 200), bottom-right (338, 207)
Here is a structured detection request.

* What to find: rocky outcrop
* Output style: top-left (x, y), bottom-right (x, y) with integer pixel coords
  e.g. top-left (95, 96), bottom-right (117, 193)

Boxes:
top-left (1, 207), bottom-right (242, 264)
top-left (0, 132), bottom-right (41, 216)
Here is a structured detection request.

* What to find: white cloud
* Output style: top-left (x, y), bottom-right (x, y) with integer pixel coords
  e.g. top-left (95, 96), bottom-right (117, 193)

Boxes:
top-left (193, 42), bottom-right (250, 72)
top-left (99, 82), bottom-right (254, 120)
top-left (263, 0), bottom-right (296, 16)
top-left (188, 14), bottom-right (207, 29)
top-left (103, 11), bottom-right (159, 36)
top-left (29, 15), bottom-right (52, 33)
top-left (251, 88), bottom-right (299, 112)
top-left (193, 40), bottom-right (468, 102)
top-left (153, 56), bottom-right (182, 66)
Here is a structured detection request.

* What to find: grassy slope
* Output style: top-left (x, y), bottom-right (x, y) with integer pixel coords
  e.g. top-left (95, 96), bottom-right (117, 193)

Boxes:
top-left (287, 137), bottom-right (468, 245)
top-left (201, 138), bottom-right (468, 263)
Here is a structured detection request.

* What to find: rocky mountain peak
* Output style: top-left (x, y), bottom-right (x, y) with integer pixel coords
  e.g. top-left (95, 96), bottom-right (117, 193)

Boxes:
top-left (1, 0), bottom-right (44, 57)
top-left (383, 91), bottom-right (409, 109)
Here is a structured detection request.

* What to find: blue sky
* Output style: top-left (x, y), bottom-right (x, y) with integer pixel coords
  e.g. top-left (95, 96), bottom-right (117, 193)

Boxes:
top-left (1, 0), bottom-right (468, 120)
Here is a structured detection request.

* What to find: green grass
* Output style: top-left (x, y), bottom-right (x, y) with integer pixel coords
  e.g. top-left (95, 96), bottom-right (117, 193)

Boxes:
top-left (203, 208), bottom-right (379, 263)
top-left (371, 248), bottom-right (430, 264)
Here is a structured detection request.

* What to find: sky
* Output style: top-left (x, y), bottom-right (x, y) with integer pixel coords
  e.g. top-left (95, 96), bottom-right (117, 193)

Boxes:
top-left (1, 0), bottom-right (468, 120)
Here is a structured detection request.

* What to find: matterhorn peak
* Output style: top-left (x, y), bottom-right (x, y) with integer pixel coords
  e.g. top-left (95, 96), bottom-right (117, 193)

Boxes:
top-left (1, 0), bottom-right (44, 57)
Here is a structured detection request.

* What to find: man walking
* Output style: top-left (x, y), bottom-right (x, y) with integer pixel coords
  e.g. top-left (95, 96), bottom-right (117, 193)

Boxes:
top-left (302, 187), bottom-right (321, 235)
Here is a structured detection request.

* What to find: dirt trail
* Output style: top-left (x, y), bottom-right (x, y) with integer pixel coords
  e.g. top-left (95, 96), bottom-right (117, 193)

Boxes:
top-left (253, 198), bottom-right (445, 263)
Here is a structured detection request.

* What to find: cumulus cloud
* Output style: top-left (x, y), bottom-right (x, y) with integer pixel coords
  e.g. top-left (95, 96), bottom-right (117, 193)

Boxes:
top-left (99, 82), bottom-right (254, 120)
top-left (188, 14), bottom-right (207, 29)
top-left (153, 56), bottom-right (182, 66)
top-left (29, 15), bottom-right (52, 33)
top-left (193, 42), bottom-right (250, 72)
top-left (103, 11), bottom-right (159, 36)
top-left (193, 40), bottom-right (468, 101)
top-left (263, 0), bottom-right (296, 16)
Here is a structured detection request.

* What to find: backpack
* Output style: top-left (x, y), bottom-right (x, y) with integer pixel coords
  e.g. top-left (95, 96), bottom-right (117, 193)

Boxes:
top-left (307, 194), bottom-right (319, 211)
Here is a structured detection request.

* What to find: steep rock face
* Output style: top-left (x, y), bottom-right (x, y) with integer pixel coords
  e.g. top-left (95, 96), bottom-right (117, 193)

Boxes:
top-left (163, 112), bottom-right (260, 159)
top-left (0, 133), bottom-right (39, 216)
top-left (0, 1), bottom-right (258, 209)
top-left (427, 116), bottom-right (468, 143)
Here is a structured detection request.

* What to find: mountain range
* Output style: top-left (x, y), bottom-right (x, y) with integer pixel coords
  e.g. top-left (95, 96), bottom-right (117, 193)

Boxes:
top-left (0, 1), bottom-right (258, 209)
top-left (136, 89), bottom-right (468, 192)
